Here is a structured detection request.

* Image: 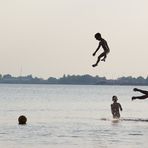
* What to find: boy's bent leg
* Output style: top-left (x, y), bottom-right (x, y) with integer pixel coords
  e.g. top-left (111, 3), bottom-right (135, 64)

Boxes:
top-left (92, 57), bottom-right (100, 67)
top-left (101, 55), bottom-right (106, 62)
top-left (92, 53), bottom-right (106, 67)
top-left (101, 58), bottom-right (106, 62)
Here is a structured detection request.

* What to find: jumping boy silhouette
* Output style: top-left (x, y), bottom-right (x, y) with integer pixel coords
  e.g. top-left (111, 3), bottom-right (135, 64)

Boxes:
top-left (92, 33), bottom-right (110, 67)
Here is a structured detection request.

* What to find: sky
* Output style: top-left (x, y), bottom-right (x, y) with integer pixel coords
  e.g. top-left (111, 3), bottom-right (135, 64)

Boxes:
top-left (0, 0), bottom-right (148, 79)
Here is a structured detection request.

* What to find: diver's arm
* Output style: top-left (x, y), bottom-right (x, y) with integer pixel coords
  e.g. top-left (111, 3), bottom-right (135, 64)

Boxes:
top-left (105, 43), bottom-right (110, 52)
top-left (133, 88), bottom-right (148, 95)
top-left (93, 42), bottom-right (101, 56)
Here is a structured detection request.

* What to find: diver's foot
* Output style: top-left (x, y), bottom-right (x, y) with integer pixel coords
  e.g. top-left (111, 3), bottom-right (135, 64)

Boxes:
top-left (92, 64), bottom-right (97, 67)
top-left (132, 97), bottom-right (136, 101)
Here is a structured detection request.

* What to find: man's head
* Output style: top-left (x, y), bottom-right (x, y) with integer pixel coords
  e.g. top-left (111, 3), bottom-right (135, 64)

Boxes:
top-left (112, 96), bottom-right (118, 102)
top-left (94, 33), bottom-right (102, 40)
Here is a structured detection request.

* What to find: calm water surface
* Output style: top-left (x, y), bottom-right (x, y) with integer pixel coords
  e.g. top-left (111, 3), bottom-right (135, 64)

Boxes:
top-left (0, 84), bottom-right (148, 148)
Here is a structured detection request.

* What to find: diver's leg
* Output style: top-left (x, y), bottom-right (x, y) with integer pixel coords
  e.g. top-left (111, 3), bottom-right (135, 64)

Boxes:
top-left (101, 54), bottom-right (106, 61)
top-left (92, 53), bottom-right (105, 67)
top-left (132, 95), bottom-right (148, 100)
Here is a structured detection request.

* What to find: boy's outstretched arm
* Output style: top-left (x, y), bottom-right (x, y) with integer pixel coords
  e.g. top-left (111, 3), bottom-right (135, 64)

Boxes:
top-left (133, 88), bottom-right (148, 95)
top-left (92, 43), bottom-right (101, 56)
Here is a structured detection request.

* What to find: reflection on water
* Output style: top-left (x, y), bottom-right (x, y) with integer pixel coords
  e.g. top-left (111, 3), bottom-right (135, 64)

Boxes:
top-left (0, 84), bottom-right (148, 148)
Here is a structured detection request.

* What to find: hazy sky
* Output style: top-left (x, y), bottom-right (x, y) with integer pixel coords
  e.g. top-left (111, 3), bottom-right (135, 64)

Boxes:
top-left (0, 0), bottom-right (148, 79)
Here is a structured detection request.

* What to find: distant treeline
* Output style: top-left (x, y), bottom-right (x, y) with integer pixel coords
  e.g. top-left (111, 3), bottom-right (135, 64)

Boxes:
top-left (0, 74), bottom-right (148, 85)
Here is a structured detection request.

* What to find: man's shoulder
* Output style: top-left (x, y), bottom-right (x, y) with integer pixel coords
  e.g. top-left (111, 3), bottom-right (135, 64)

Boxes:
top-left (101, 38), bottom-right (106, 41)
top-left (100, 38), bottom-right (107, 44)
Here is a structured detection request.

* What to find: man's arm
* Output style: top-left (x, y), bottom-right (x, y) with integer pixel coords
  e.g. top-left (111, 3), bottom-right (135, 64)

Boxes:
top-left (133, 88), bottom-right (148, 95)
top-left (93, 42), bottom-right (101, 56)
top-left (105, 42), bottom-right (110, 51)
top-left (111, 104), bottom-right (113, 114)
top-left (119, 104), bottom-right (122, 111)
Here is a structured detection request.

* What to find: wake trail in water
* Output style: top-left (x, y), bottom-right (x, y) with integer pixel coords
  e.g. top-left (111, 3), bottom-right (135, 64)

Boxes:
top-left (100, 117), bottom-right (148, 122)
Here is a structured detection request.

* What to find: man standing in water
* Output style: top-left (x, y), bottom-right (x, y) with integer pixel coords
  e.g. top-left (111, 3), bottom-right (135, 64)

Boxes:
top-left (132, 88), bottom-right (148, 100)
top-left (111, 96), bottom-right (123, 119)
top-left (92, 33), bottom-right (110, 67)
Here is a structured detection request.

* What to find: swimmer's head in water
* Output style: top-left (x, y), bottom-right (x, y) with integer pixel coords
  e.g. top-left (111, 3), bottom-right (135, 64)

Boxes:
top-left (94, 33), bottom-right (101, 40)
top-left (18, 115), bottom-right (27, 125)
